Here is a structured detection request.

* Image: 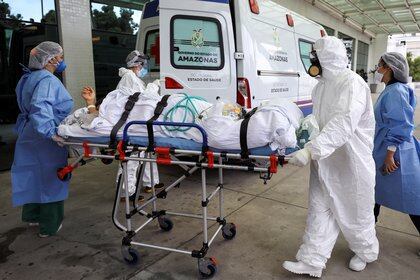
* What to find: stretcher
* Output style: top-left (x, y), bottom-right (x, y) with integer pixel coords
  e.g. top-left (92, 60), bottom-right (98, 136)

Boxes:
top-left (59, 120), bottom-right (291, 278)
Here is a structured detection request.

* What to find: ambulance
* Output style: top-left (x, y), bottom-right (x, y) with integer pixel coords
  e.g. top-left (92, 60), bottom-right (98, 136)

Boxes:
top-left (137, 0), bottom-right (326, 115)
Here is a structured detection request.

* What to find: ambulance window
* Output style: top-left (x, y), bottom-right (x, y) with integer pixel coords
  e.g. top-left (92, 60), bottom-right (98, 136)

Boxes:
top-left (144, 30), bottom-right (160, 72)
top-left (298, 40), bottom-right (313, 72)
top-left (170, 15), bottom-right (224, 70)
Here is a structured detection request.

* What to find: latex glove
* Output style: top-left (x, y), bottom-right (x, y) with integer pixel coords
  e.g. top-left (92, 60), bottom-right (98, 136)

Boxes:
top-left (153, 79), bottom-right (161, 87)
top-left (288, 148), bottom-right (311, 167)
top-left (52, 134), bottom-right (66, 147)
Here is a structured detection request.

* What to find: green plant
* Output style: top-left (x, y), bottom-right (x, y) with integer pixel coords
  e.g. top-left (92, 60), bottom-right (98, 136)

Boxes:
top-left (407, 52), bottom-right (420, 81)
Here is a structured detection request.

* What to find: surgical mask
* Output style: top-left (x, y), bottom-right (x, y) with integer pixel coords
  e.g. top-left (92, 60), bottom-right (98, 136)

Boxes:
top-left (137, 67), bottom-right (148, 78)
top-left (374, 71), bottom-right (384, 84)
top-left (55, 60), bottom-right (67, 73)
top-left (308, 50), bottom-right (322, 77)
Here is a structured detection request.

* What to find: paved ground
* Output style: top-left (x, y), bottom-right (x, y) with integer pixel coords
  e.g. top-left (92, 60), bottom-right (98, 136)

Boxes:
top-left (0, 92), bottom-right (419, 280)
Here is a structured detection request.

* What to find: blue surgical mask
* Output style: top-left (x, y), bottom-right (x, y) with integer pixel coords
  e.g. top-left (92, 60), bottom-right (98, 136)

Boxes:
top-left (137, 67), bottom-right (148, 78)
top-left (55, 60), bottom-right (67, 73)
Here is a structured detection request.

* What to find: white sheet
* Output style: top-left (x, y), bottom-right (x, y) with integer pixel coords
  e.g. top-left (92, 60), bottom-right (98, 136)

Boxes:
top-left (58, 84), bottom-right (212, 141)
top-left (200, 99), bottom-right (302, 150)
top-left (58, 86), bottom-right (302, 151)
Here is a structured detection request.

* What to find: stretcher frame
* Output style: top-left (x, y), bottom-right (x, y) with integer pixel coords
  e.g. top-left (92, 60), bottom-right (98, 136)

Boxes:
top-left (59, 121), bottom-right (287, 278)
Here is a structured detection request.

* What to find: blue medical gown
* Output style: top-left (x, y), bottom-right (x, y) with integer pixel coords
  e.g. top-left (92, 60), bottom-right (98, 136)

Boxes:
top-left (11, 70), bottom-right (73, 207)
top-left (373, 82), bottom-right (420, 215)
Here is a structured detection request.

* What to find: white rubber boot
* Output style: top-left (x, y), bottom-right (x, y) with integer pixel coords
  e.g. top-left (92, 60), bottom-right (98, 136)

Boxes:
top-left (349, 255), bottom-right (367, 272)
top-left (282, 261), bottom-right (323, 278)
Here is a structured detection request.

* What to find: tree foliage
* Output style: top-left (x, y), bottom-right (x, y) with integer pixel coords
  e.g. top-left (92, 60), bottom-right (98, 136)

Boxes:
top-left (0, 1), bottom-right (24, 28)
top-left (92, 5), bottom-right (138, 34)
top-left (43, 10), bottom-right (56, 24)
top-left (0, 0), bottom-right (10, 19)
top-left (406, 52), bottom-right (420, 82)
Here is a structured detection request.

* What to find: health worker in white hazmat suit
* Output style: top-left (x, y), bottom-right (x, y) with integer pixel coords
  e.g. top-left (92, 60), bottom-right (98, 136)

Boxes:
top-left (81, 51), bottom-right (162, 202)
top-left (283, 36), bottom-right (379, 278)
top-left (116, 50), bottom-right (162, 201)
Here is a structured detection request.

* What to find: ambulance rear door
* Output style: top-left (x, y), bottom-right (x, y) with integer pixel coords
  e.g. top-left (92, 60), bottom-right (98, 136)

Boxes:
top-left (159, 0), bottom-right (237, 103)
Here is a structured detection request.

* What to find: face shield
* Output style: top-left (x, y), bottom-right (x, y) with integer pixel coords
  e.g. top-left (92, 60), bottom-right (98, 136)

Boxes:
top-left (137, 59), bottom-right (149, 78)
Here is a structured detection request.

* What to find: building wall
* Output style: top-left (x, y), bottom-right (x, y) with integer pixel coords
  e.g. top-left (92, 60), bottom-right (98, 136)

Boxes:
top-left (274, 0), bottom-right (376, 73)
top-left (387, 37), bottom-right (407, 55)
top-left (275, 0), bottom-right (372, 44)
top-left (56, 0), bottom-right (95, 109)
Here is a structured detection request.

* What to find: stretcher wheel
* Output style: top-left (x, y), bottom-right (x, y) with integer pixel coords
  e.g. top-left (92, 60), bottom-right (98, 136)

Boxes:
top-left (123, 247), bottom-right (140, 265)
top-left (158, 216), bottom-right (174, 232)
top-left (198, 257), bottom-right (217, 279)
top-left (221, 223), bottom-right (236, 240)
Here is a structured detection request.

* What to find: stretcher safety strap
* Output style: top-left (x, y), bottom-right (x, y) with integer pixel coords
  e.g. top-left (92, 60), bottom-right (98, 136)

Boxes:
top-left (109, 91), bottom-right (141, 148)
top-left (239, 107), bottom-right (258, 159)
top-left (146, 95), bottom-right (171, 152)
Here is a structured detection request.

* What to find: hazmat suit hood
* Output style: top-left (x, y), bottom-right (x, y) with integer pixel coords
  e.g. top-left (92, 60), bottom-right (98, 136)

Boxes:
top-left (118, 67), bottom-right (133, 78)
top-left (117, 67), bottom-right (145, 93)
top-left (314, 36), bottom-right (348, 79)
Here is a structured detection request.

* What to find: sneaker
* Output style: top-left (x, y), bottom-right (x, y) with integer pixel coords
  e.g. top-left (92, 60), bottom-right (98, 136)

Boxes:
top-left (144, 183), bottom-right (165, 193)
top-left (282, 261), bottom-right (322, 278)
top-left (28, 222), bottom-right (39, 227)
top-left (349, 255), bottom-right (367, 272)
top-left (38, 223), bottom-right (62, 238)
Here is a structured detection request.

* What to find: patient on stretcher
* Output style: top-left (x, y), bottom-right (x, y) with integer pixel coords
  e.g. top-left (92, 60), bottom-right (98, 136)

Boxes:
top-left (58, 82), bottom-right (305, 152)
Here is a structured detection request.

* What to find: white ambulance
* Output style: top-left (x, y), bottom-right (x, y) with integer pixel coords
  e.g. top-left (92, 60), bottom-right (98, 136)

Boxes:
top-left (137, 0), bottom-right (325, 115)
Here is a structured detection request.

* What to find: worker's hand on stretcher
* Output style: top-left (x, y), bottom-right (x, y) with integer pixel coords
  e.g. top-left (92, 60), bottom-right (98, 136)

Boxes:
top-left (288, 148), bottom-right (311, 167)
top-left (52, 134), bottom-right (66, 147)
top-left (81, 86), bottom-right (96, 106)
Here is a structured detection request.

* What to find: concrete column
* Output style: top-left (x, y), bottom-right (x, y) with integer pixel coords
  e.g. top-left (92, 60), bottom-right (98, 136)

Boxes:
top-left (56, 0), bottom-right (95, 109)
top-left (369, 34), bottom-right (388, 71)
top-left (368, 34), bottom-right (389, 93)
top-left (353, 39), bottom-right (358, 71)
top-left (367, 39), bottom-right (375, 74)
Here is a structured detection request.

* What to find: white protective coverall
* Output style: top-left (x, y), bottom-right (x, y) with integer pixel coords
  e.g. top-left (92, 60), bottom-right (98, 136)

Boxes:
top-left (296, 36), bottom-right (379, 268)
top-left (117, 67), bottom-right (145, 93)
top-left (115, 67), bottom-right (159, 195)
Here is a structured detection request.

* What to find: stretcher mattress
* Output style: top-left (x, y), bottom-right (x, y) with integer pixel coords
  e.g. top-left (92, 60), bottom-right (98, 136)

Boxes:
top-left (67, 135), bottom-right (295, 156)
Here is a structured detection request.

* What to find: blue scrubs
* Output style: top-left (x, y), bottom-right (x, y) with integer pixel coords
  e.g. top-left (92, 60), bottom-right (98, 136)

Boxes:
top-left (11, 69), bottom-right (73, 207)
top-left (373, 82), bottom-right (420, 215)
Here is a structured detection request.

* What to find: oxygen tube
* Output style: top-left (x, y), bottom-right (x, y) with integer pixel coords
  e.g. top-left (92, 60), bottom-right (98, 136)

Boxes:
top-left (162, 93), bottom-right (207, 133)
